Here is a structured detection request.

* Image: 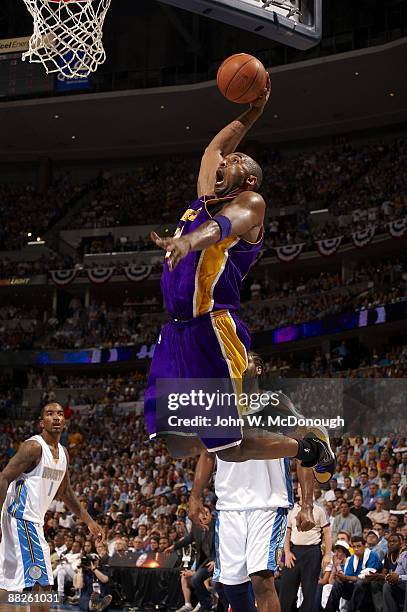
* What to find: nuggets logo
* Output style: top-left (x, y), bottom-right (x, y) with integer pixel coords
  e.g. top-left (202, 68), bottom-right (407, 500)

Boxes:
top-left (28, 565), bottom-right (42, 580)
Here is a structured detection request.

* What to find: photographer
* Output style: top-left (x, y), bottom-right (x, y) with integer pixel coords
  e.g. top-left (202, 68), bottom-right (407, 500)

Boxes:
top-left (166, 505), bottom-right (215, 612)
top-left (78, 542), bottom-right (112, 612)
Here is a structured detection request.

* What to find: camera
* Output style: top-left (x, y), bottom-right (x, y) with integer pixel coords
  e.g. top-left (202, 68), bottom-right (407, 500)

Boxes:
top-left (81, 553), bottom-right (98, 570)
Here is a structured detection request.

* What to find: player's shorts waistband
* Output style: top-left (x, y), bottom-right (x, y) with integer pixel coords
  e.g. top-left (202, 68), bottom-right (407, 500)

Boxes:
top-left (171, 309), bottom-right (236, 327)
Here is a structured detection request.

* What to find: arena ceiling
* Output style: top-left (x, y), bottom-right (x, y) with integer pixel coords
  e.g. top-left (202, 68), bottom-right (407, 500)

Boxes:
top-left (1, 37), bottom-right (406, 162)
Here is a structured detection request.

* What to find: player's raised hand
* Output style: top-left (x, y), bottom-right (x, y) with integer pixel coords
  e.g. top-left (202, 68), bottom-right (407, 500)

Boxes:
top-left (188, 495), bottom-right (207, 530)
top-left (296, 506), bottom-right (316, 532)
top-left (150, 231), bottom-right (191, 271)
top-left (88, 519), bottom-right (104, 542)
top-left (250, 72), bottom-right (271, 110)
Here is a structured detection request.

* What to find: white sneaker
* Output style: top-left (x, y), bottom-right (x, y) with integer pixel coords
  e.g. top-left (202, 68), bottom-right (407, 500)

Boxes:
top-left (176, 605), bottom-right (193, 612)
top-left (192, 605), bottom-right (202, 612)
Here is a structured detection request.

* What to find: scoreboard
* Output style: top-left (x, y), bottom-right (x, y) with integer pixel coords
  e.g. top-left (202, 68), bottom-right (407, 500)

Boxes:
top-left (0, 52), bottom-right (53, 98)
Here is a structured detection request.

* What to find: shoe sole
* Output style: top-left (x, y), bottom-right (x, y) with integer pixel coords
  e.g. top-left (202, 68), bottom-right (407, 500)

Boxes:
top-left (307, 424), bottom-right (336, 484)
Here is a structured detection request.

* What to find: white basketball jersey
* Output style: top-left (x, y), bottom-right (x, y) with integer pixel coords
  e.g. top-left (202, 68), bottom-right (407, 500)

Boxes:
top-left (215, 457), bottom-right (293, 511)
top-left (5, 435), bottom-right (67, 525)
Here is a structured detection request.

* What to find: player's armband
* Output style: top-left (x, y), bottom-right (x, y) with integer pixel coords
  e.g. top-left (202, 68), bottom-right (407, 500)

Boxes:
top-left (213, 215), bottom-right (232, 242)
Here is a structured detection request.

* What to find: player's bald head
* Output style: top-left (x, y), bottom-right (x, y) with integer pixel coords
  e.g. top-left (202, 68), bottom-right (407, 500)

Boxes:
top-left (236, 152), bottom-right (263, 191)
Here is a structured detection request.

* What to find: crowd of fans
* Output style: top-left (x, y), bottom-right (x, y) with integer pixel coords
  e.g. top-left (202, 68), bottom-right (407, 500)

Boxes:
top-left (263, 138), bottom-right (407, 249)
top-left (242, 283), bottom-right (405, 332)
top-left (263, 344), bottom-right (407, 379)
top-left (71, 162), bottom-right (197, 229)
top-left (70, 140), bottom-right (401, 232)
top-left (80, 234), bottom-right (153, 255)
top-left (0, 174), bottom-right (84, 251)
top-left (0, 252), bottom-right (405, 352)
top-left (61, 139), bottom-right (406, 257)
top-left (0, 409), bottom-right (405, 610)
top-left (30, 371), bottom-right (145, 409)
top-left (0, 251), bottom-right (76, 279)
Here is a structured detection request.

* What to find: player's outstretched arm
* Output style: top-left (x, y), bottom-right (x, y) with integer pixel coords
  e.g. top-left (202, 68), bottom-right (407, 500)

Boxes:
top-left (197, 74), bottom-right (271, 197)
top-left (296, 461), bottom-right (316, 532)
top-left (57, 448), bottom-right (104, 541)
top-left (321, 523), bottom-right (333, 570)
top-left (189, 451), bottom-right (216, 528)
top-left (0, 440), bottom-right (41, 514)
top-left (151, 190), bottom-right (265, 271)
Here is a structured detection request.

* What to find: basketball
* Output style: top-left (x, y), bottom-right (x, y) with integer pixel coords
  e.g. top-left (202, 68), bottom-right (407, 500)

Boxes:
top-left (217, 53), bottom-right (268, 104)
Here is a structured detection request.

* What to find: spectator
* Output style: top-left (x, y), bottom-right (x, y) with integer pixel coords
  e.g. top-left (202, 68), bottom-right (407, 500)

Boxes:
top-left (78, 542), bottom-right (112, 612)
top-left (53, 541), bottom-right (82, 602)
top-left (367, 498), bottom-right (391, 526)
top-left (383, 549), bottom-right (407, 612)
top-left (325, 536), bottom-right (383, 612)
top-left (169, 505), bottom-right (215, 612)
top-left (350, 493), bottom-right (372, 530)
top-left (331, 501), bottom-right (363, 542)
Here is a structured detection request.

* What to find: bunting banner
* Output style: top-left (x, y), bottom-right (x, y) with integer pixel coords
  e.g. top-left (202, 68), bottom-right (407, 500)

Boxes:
top-left (351, 226), bottom-right (376, 248)
top-left (388, 217), bottom-right (407, 238)
top-left (49, 269), bottom-right (79, 286)
top-left (274, 244), bottom-right (305, 262)
top-left (123, 265), bottom-right (153, 282)
top-left (316, 236), bottom-right (343, 257)
top-left (86, 267), bottom-right (116, 284)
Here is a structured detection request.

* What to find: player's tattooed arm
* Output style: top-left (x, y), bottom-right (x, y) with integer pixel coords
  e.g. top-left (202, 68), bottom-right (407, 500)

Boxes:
top-left (151, 191), bottom-right (264, 271)
top-left (0, 440), bottom-right (42, 514)
top-left (57, 448), bottom-right (104, 541)
top-left (197, 74), bottom-right (271, 197)
top-left (189, 451), bottom-right (216, 529)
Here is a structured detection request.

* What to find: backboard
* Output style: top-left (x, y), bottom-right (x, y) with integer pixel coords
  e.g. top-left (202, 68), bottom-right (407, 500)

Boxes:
top-left (158, 0), bottom-right (322, 50)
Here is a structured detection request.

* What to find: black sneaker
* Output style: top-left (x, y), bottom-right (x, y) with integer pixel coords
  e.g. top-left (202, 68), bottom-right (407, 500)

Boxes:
top-left (96, 594), bottom-right (113, 611)
top-left (301, 427), bottom-right (336, 484)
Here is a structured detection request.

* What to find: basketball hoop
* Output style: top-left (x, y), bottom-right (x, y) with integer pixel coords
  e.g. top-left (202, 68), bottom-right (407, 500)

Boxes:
top-left (21, 0), bottom-right (112, 78)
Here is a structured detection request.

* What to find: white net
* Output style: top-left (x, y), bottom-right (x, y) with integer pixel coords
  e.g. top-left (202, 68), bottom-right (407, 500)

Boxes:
top-left (21, 0), bottom-right (111, 78)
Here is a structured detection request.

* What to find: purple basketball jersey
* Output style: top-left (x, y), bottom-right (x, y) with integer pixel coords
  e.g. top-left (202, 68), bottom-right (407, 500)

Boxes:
top-left (161, 195), bottom-right (263, 320)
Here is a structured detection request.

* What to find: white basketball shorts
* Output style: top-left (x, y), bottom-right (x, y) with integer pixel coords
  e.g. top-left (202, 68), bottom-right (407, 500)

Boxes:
top-left (213, 507), bottom-right (288, 585)
top-left (0, 510), bottom-right (53, 591)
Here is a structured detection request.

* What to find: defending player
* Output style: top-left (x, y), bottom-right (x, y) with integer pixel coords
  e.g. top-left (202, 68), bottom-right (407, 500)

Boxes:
top-left (0, 402), bottom-right (103, 599)
top-left (189, 353), bottom-right (317, 612)
top-left (145, 78), bottom-right (335, 483)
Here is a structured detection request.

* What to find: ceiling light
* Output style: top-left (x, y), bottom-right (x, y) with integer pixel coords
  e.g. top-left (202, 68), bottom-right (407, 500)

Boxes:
top-left (310, 208), bottom-right (328, 215)
top-left (54, 114), bottom-right (59, 119)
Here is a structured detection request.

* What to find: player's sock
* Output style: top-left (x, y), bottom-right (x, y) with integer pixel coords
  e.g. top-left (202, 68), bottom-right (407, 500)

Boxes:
top-left (223, 582), bottom-right (257, 612)
top-left (294, 437), bottom-right (319, 464)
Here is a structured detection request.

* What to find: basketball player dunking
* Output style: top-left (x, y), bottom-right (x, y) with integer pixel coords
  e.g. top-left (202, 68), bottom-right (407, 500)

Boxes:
top-left (0, 403), bottom-right (103, 601)
top-left (145, 77), bottom-right (335, 483)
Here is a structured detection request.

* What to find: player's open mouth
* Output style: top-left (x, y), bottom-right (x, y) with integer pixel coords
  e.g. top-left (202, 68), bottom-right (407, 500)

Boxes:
top-left (215, 168), bottom-right (225, 185)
